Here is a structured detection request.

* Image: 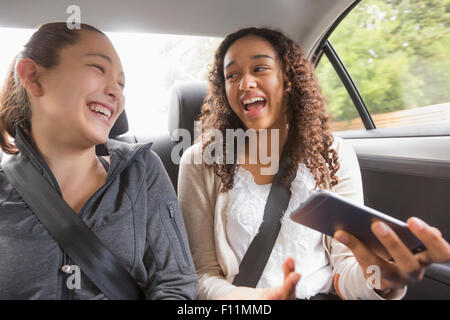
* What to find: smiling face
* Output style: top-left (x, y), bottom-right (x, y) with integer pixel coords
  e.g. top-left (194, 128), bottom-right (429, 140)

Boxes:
top-left (223, 35), bottom-right (287, 131)
top-left (32, 30), bottom-right (125, 147)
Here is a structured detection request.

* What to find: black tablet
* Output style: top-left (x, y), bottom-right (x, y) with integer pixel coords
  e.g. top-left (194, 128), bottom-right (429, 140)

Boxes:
top-left (290, 190), bottom-right (426, 259)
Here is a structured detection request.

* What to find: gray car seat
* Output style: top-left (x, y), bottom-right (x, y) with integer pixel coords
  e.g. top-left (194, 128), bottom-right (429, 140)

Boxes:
top-left (96, 110), bottom-right (136, 155)
top-left (145, 81), bottom-right (207, 190)
top-left (98, 80), bottom-right (207, 190)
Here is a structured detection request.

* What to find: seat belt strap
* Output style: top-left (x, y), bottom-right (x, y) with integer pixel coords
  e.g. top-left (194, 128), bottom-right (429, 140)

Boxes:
top-left (3, 157), bottom-right (145, 300)
top-left (232, 149), bottom-right (294, 287)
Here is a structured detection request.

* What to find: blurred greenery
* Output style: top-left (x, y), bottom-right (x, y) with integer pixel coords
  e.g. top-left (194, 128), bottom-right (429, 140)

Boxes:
top-left (316, 0), bottom-right (450, 122)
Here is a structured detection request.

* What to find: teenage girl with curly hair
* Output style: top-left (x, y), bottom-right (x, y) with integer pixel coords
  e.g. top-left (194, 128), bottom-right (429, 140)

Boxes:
top-left (178, 27), bottom-right (450, 300)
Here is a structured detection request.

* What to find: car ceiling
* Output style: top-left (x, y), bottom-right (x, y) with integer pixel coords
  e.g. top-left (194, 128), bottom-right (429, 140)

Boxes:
top-left (0, 0), bottom-right (355, 57)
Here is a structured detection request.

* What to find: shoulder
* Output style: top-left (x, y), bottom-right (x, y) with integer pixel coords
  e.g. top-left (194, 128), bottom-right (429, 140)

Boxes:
top-left (331, 136), bottom-right (354, 157)
top-left (107, 140), bottom-right (170, 188)
top-left (180, 141), bottom-right (203, 165)
top-left (330, 136), bottom-right (359, 169)
top-left (138, 146), bottom-right (165, 169)
top-left (133, 146), bottom-right (179, 199)
top-left (179, 142), bottom-right (205, 180)
top-left (178, 142), bottom-right (221, 194)
top-left (107, 139), bottom-right (162, 170)
top-left (329, 136), bottom-right (364, 204)
top-left (136, 147), bottom-right (173, 186)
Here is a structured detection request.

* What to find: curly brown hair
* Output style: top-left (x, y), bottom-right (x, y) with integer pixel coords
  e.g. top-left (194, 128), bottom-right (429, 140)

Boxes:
top-left (199, 27), bottom-right (339, 192)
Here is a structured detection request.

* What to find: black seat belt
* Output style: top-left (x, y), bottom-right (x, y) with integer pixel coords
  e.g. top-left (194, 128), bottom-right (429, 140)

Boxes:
top-left (3, 157), bottom-right (145, 300)
top-left (233, 149), bottom-right (295, 287)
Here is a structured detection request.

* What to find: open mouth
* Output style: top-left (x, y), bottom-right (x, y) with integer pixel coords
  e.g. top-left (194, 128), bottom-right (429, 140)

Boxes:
top-left (242, 97), bottom-right (267, 117)
top-left (87, 103), bottom-right (113, 123)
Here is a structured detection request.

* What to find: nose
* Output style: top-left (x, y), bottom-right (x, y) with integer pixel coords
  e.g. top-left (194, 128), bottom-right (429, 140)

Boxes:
top-left (239, 73), bottom-right (257, 91)
top-left (104, 79), bottom-right (123, 103)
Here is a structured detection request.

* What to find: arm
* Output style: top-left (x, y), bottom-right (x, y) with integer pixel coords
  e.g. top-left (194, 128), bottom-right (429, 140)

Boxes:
top-left (177, 145), bottom-right (235, 299)
top-left (142, 148), bottom-right (198, 300)
top-left (327, 138), bottom-right (407, 300)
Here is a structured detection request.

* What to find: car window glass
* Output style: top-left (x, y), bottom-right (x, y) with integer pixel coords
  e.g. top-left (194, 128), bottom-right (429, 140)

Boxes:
top-left (326, 0), bottom-right (450, 130)
top-left (316, 54), bottom-right (365, 132)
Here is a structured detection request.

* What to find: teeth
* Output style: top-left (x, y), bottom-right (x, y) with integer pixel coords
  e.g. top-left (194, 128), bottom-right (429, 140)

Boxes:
top-left (88, 104), bottom-right (112, 119)
top-left (243, 97), bottom-right (265, 105)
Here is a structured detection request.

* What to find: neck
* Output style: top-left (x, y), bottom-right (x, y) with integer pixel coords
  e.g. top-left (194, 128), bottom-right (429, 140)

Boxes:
top-left (244, 117), bottom-right (288, 176)
top-left (29, 130), bottom-right (101, 191)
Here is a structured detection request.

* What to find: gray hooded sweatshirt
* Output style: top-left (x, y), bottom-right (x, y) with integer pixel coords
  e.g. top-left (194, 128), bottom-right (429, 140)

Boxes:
top-left (0, 127), bottom-right (198, 299)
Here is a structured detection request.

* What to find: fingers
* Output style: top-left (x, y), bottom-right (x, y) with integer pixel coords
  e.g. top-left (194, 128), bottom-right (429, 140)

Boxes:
top-left (261, 258), bottom-right (300, 300)
top-left (334, 229), bottom-right (403, 288)
top-left (281, 257), bottom-right (300, 299)
top-left (407, 217), bottom-right (450, 263)
top-left (281, 271), bottom-right (301, 300)
top-left (261, 273), bottom-right (300, 300)
top-left (334, 230), bottom-right (386, 269)
top-left (371, 221), bottom-right (424, 282)
top-left (282, 256), bottom-right (295, 279)
top-left (334, 217), bottom-right (450, 290)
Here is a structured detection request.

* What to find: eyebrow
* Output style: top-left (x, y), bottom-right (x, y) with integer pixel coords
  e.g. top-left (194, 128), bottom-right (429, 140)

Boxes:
top-left (85, 53), bottom-right (125, 77)
top-left (85, 53), bottom-right (112, 62)
top-left (224, 54), bottom-right (275, 70)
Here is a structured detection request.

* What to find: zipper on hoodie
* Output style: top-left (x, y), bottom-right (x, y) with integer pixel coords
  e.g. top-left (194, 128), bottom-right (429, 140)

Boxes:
top-left (78, 144), bottom-right (150, 219)
top-left (167, 204), bottom-right (190, 267)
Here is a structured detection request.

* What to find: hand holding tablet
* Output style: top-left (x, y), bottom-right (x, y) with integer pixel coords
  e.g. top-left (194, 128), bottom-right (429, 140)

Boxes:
top-left (290, 190), bottom-right (426, 259)
top-left (290, 190), bottom-right (450, 291)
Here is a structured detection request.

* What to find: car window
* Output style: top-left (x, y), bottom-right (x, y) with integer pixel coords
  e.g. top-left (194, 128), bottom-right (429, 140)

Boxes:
top-left (0, 27), bottom-right (35, 80)
top-left (317, 0), bottom-right (450, 131)
top-left (316, 54), bottom-right (365, 132)
top-left (0, 27), bottom-right (222, 136)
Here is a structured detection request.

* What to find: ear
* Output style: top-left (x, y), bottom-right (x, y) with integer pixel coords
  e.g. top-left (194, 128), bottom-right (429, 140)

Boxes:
top-left (16, 58), bottom-right (44, 97)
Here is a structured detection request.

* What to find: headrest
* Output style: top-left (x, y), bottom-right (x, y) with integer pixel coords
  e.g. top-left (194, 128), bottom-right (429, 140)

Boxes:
top-left (109, 110), bottom-right (129, 138)
top-left (168, 81), bottom-right (208, 142)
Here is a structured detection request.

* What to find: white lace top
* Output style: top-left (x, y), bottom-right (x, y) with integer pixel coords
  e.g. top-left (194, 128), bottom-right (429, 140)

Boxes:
top-left (225, 165), bottom-right (333, 299)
